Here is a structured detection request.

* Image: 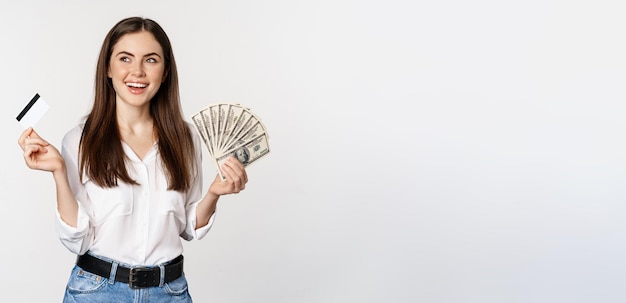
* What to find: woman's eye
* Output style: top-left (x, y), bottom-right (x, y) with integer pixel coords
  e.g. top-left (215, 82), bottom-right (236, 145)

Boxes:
top-left (146, 58), bottom-right (157, 63)
top-left (121, 57), bottom-right (130, 62)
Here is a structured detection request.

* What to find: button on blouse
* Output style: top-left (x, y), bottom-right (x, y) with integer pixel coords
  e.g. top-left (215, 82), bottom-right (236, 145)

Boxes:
top-left (55, 123), bottom-right (214, 266)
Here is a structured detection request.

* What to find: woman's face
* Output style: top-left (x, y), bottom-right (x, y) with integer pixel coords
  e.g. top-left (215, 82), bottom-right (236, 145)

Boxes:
top-left (108, 31), bottom-right (166, 110)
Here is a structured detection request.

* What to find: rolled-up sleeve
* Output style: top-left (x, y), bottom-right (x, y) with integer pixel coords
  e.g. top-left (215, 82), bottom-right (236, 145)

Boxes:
top-left (56, 126), bottom-right (94, 255)
top-left (181, 124), bottom-right (216, 241)
top-left (55, 201), bottom-right (92, 254)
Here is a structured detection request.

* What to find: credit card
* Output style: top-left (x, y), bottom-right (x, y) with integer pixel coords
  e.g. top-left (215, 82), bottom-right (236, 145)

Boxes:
top-left (16, 93), bottom-right (49, 129)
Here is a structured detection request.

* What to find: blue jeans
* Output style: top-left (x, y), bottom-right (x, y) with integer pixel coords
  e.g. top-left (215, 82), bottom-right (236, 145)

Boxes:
top-left (63, 258), bottom-right (193, 302)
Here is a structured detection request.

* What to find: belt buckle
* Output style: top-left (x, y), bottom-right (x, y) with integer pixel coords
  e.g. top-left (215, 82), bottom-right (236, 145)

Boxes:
top-left (129, 266), bottom-right (155, 289)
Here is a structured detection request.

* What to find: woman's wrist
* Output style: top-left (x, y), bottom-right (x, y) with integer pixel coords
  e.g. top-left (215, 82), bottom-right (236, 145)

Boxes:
top-left (51, 160), bottom-right (67, 180)
top-left (206, 189), bottom-right (220, 204)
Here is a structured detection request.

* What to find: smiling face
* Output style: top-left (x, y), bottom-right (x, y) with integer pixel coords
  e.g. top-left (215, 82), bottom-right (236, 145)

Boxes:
top-left (108, 31), bottom-right (166, 110)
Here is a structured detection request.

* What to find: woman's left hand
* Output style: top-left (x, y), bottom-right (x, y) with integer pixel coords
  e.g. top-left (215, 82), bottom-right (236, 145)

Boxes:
top-left (209, 157), bottom-right (248, 196)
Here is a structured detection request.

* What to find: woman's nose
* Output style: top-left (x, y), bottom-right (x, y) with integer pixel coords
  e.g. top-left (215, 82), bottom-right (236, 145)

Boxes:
top-left (130, 62), bottom-right (146, 76)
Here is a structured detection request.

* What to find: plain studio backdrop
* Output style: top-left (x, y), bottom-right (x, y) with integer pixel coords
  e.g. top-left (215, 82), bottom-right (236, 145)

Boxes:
top-left (1, 1), bottom-right (625, 302)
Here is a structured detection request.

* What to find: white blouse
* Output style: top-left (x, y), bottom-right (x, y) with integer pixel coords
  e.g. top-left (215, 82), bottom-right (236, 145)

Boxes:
top-left (55, 123), bottom-right (214, 266)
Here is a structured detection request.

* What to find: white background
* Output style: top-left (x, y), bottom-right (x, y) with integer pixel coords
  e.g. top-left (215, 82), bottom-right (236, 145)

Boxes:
top-left (1, 1), bottom-right (625, 302)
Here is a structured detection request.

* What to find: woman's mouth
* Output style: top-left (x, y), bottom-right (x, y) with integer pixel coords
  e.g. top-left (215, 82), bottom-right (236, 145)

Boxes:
top-left (126, 82), bottom-right (148, 94)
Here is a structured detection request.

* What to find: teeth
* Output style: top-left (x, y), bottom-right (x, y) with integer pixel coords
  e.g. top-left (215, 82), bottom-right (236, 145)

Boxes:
top-left (126, 82), bottom-right (147, 88)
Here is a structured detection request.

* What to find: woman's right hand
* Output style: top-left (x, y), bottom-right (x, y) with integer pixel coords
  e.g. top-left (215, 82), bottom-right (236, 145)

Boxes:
top-left (18, 128), bottom-right (65, 173)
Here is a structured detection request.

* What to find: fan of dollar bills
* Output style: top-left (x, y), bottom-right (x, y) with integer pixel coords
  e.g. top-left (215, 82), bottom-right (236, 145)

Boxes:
top-left (191, 103), bottom-right (270, 180)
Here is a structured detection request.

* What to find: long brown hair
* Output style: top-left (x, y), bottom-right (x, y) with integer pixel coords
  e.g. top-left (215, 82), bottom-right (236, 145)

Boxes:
top-left (79, 17), bottom-right (195, 191)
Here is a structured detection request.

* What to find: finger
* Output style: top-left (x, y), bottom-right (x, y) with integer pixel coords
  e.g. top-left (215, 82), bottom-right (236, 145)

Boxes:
top-left (23, 147), bottom-right (41, 162)
top-left (228, 156), bottom-right (245, 170)
top-left (221, 164), bottom-right (243, 193)
top-left (239, 163), bottom-right (248, 184)
top-left (30, 129), bottom-right (49, 146)
top-left (226, 158), bottom-right (246, 176)
top-left (20, 129), bottom-right (50, 149)
top-left (23, 147), bottom-right (33, 159)
top-left (24, 138), bottom-right (50, 151)
top-left (232, 164), bottom-right (247, 186)
top-left (228, 157), bottom-right (248, 186)
top-left (28, 128), bottom-right (43, 140)
top-left (220, 162), bottom-right (238, 183)
top-left (24, 145), bottom-right (47, 158)
top-left (17, 127), bottom-right (34, 148)
top-left (24, 137), bottom-right (50, 148)
top-left (223, 160), bottom-right (245, 185)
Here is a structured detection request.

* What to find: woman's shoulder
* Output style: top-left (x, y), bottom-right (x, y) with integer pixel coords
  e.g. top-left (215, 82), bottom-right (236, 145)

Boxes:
top-left (184, 121), bottom-right (195, 130)
top-left (184, 121), bottom-right (203, 159)
top-left (184, 121), bottom-right (200, 139)
top-left (61, 123), bottom-right (85, 148)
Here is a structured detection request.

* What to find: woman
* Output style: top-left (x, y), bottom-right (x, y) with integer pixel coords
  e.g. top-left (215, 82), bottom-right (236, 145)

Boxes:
top-left (17, 17), bottom-right (247, 302)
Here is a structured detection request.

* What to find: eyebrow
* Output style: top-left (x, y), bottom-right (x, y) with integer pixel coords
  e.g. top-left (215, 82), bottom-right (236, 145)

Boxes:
top-left (115, 51), bottom-right (162, 59)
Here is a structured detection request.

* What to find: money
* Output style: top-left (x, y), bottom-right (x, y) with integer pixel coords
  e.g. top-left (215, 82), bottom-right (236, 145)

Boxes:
top-left (192, 103), bottom-right (270, 180)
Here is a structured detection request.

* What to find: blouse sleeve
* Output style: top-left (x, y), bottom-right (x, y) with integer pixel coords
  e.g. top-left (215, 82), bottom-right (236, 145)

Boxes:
top-left (181, 123), bottom-right (216, 241)
top-left (55, 125), bottom-right (95, 255)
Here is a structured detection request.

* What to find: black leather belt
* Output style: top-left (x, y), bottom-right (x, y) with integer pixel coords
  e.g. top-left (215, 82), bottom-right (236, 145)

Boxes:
top-left (76, 253), bottom-right (184, 289)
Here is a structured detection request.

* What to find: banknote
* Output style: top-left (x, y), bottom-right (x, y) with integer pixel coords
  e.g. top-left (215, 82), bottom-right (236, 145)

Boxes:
top-left (215, 134), bottom-right (270, 180)
top-left (192, 103), bottom-right (270, 180)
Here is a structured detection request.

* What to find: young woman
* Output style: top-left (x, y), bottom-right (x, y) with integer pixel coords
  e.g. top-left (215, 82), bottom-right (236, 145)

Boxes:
top-left (17, 17), bottom-right (247, 302)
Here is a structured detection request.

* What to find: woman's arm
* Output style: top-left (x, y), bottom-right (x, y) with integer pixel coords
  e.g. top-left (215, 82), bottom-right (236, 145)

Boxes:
top-left (195, 157), bottom-right (248, 229)
top-left (19, 128), bottom-right (79, 227)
